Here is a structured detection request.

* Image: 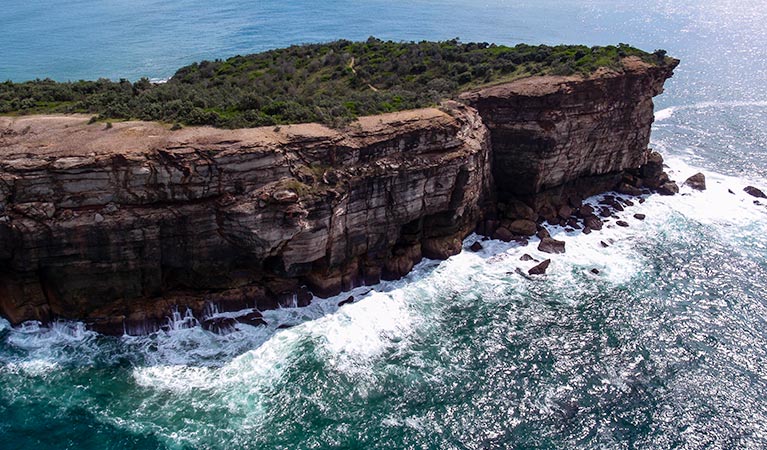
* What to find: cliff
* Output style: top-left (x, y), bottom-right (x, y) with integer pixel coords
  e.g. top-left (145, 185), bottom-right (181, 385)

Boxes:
top-left (0, 57), bottom-right (677, 334)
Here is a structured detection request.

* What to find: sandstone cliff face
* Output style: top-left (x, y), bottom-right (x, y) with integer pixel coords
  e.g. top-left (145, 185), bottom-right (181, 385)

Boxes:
top-left (0, 58), bottom-right (676, 334)
top-left (0, 103), bottom-right (491, 333)
top-left (461, 57), bottom-right (678, 208)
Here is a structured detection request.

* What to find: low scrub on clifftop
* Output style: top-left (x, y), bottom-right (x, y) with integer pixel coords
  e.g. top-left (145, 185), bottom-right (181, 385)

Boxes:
top-left (0, 38), bottom-right (670, 128)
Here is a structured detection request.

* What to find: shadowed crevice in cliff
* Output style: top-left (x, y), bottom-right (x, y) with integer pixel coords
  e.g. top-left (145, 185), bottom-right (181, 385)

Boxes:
top-left (0, 56), bottom-right (678, 334)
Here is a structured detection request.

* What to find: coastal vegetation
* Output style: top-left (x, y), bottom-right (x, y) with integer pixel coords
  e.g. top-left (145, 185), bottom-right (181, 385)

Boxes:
top-left (0, 38), bottom-right (668, 128)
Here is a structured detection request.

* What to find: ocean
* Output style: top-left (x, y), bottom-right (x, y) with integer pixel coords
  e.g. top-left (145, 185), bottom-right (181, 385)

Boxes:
top-left (2, 1), bottom-right (767, 448)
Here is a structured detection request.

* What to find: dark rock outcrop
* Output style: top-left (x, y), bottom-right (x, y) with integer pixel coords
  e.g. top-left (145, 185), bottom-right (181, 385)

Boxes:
top-left (538, 238), bottom-right (566, 254)
top-left (528, 259), bottom-right (551, 275)
top-left (0, 56), bottom-right (678, 333)
top-left (461, 56), bottom-right (678, 211)
top-left (684, 173), bottom-right (706, 191)
top-left (0, 105), bottom-right (491, 332)
top-left (745, 186), bottom-right (767, 199)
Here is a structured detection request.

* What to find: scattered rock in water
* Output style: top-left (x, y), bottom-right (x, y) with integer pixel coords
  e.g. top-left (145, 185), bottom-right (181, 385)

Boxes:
top-left (338, 296), bottom-right (355, 307)
top-left (493, 227), bottom-right (514, 242)
top-left (584, 215), bottom-right (604, 231)
top-left (239, 311), bottom-right (267, 327)
top-left (622, 198), bottom-right (635, 207)
top-left (658, 181), bottom-right (679, 196)
top-left (756, 200), bottom-right (763, 206)
top-left (470, 241), bottom-right (483, 252)
top-left (590, 268), bottom-right (600, 274)
top-left (638, 198), bottom-right (646, 204)
top-left (508, 219), bottom-right (538, 236)
top-left (728, 189), bottom-right (735, 195)
top-left (520, 254), bottom-right (536, 262)
top-left (565, 227), bottom-right (574, 232)
top-left (616, 220), bottom-right (629, 227)
top-left (599, 207), bottom-right (612, 218)
top-left (538, 237), bottom-right (566, 254)
top-left (576, 204), bottom-right (594, 218)
top-left (557, 205), bottom-right (573, 220)
top-left (684, 172), bottom-right (707, 191)
top-left (528, 259), bottom-right (551, 275)
top-left (582, 227), bottom-right (592, 235)
top-left (744, 186), bottom-right (767, 198)
top-left (566, 218), bottom-right (581, 229)
top-left (600, 241), bottom-right (610, 248)
top-left (202, 317), bottom-right (239, 334)
top-left (634, 213), bottom-right (646, 220)
top-left (277, 323), bottom-right (295, 329)
top-left (536, 228), bottom-right (551, 240)
top-left (513, 236), bottom-right (530, 246)
top-left (617, 182), bottom-right (643, 196)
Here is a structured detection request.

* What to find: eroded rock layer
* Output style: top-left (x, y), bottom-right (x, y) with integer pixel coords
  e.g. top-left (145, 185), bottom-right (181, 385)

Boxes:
top-left (461, 57), bottom-right (678, 208)
top-left (0, 57), bottom-right (677, 334)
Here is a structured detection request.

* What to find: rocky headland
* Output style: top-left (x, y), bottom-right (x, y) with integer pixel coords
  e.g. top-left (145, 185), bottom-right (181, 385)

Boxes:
top-left (0, 56), bottom-right (679, 334)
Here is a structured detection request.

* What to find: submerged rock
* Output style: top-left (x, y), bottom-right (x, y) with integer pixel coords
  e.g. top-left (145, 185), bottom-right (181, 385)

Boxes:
top-left (202, 317), bottom-right (239, 334)
top-left (469, 241), bottom-right (484, 252)
top-left (239, 311), bottom-right (268, 327)
top-left (338, 296), bottom-right (355, 307)
top-left (634, 213), bottom-right (646, 220)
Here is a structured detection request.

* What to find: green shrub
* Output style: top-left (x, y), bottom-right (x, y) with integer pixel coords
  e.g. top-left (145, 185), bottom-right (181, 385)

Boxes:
top-left (0, 38), bottom-right (667, 128)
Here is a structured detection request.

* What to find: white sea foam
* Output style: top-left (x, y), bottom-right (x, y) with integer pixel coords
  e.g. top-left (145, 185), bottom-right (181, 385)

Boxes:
top-left (4, 154), bottom-right (767, 450)
top-left (655, 107), bottom-right (676, 121)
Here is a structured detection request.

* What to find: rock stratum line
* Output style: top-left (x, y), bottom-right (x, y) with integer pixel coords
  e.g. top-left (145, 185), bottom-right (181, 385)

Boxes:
top-left (0, 57), bottom-right (678, 334)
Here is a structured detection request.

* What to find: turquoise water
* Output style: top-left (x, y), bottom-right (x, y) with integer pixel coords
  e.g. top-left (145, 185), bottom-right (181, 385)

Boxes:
top-left (2, 1), bottom-right (767, 448)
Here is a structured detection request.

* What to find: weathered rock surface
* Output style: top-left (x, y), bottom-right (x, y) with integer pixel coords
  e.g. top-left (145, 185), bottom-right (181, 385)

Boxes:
top-left (0, 57), bottom-right (677, 333)
top-left (745, 186), bottom-right (767, 199)
top-left (684, 173), bottom-right (706, 191)
top-left (528, 259), bottom-right (551, 275)
top-left (538, 238), bottom-right (566, 254)
top-left (0, 104), bottom-right (491, 333)
top-left (461, 56), bottom-right (679, 210)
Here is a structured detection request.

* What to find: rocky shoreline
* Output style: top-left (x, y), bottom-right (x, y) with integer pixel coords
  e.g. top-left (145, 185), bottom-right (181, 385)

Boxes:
top-left (0, 57), bottom-right (683, 335)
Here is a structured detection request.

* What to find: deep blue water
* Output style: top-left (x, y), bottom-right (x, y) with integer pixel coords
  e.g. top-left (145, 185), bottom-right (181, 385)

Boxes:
top-left (2, 1), bottom-right (767, 449)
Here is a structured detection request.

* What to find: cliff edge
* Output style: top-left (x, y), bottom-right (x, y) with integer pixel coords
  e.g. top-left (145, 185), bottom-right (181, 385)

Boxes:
top-left (0, 57), bottom-right (678, 334)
